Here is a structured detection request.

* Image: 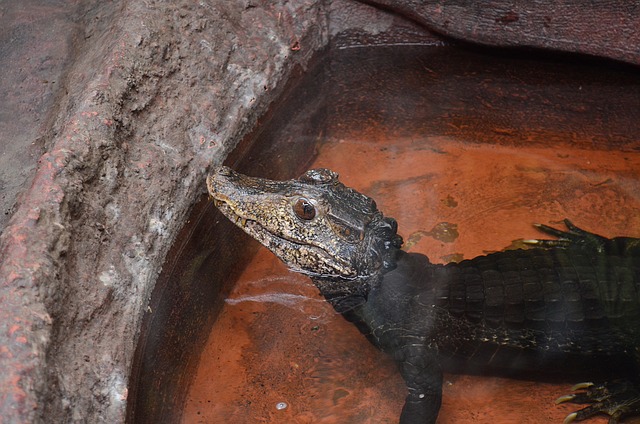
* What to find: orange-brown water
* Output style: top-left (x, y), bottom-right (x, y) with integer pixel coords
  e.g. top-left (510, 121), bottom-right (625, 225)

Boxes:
top-left (183, 135), bottom-right (640, 423)
top-left (182, 45), bottom-right (640, 423)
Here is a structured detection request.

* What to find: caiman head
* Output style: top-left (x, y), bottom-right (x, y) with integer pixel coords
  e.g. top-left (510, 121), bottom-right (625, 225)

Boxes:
top-left (207, 166), bottom-right (403, 311)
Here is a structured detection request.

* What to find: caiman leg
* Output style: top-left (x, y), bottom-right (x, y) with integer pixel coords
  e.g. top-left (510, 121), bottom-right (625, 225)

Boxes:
top-left (524, 219), bottom-right (611, 252)
top-left (525, 218), bottom-right (640, 256)
top-left (396, 346), bottom-right (442, 424)
top-left (528, 220), bottom-right (640, 423)
top-left (556, 378), bottom-right (640, 424)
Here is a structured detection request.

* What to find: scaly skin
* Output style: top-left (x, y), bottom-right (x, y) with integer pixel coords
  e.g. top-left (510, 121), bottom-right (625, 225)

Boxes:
top-left (207, 166), bottom-right (640, 423)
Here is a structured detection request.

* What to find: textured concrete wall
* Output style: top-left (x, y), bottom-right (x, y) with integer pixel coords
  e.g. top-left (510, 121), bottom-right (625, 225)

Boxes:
top-left (0, 0), bottom-right (329, 422)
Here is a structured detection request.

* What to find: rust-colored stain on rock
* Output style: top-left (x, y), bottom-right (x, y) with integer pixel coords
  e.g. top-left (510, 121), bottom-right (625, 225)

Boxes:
top-left (184, 134), bottom-right (640, 423)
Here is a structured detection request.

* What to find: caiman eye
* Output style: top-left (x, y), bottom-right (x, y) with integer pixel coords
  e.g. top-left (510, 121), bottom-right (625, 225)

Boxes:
top-left (293, 198), bottom-right (316, 220)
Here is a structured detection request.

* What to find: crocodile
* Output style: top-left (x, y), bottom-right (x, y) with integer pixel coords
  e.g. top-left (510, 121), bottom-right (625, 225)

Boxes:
top-left (207, 165), bottom-right (640, 423)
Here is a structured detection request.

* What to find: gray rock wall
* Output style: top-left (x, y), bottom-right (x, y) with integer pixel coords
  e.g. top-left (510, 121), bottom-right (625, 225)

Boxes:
top-left (0, 1), bottom-right (329, 422)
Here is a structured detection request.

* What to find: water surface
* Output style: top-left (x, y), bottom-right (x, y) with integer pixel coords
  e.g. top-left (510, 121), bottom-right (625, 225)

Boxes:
top-left (183, 45), bottom-right (640, 423)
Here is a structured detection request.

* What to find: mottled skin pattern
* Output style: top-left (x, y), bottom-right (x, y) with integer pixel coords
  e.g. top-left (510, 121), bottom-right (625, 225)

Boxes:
top-left (207, 166), bottom-right (640, 424)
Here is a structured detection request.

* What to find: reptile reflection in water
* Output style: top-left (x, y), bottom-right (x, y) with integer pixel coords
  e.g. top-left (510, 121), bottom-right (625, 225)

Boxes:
top-left (207, 166), bottom-right (640, 424)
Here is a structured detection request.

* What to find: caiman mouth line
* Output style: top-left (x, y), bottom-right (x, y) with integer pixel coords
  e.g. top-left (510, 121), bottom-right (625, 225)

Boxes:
top-left (212, 197), bottom-right (360, 279)
top-left (212, 198), bottom-right (250, 227)
top-left (212, 198), bottom-right (260, 233)
top-left (212, 197), bottom-right (341, 266)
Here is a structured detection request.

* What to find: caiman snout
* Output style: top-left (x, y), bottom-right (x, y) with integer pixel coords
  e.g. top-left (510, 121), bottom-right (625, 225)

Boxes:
top-left (209, 166), bottom-right (236, 186)
top-left (207, 166), bottom-right (237, 199)
top-left (214, 166), bottom-right (233, 177)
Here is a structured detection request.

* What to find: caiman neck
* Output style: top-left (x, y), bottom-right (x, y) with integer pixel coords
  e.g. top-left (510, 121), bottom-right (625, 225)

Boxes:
top-left (310, 275), bottom-right (381, 314)
top-left (310, 214), bottom-right (403, 313)
top-left (310, 246), bottom-right (401, 314)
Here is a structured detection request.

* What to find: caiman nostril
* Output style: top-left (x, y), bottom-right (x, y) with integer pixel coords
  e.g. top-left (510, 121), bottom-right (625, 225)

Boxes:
top-left (216, 166), bottom-right (233, 176)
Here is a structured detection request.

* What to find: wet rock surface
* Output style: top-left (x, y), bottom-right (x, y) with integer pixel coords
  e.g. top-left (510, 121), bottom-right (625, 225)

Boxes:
top-left (361, 0), bottom-right (640, 65)
top-left (0, 0), bottom-right (83, 231)
top-left (0, 0), bottom-right (328, 422)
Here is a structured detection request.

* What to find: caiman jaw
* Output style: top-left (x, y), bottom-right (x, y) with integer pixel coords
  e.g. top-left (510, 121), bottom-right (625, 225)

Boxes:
top-left (210, 195), bottom-right (287, 250)
top-left (209, 194), bottom-right (302, 263)
top-left (207, 168), bottom-right (360, 279)
top-left (211, 197), bottom-right (249, 228)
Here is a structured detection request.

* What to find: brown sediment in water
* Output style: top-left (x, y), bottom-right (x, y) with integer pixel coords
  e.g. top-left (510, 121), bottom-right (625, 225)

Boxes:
top-left (182, 247), bottom-right (405, 423)
top-left (183, 133), bottom-right (639, 423)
